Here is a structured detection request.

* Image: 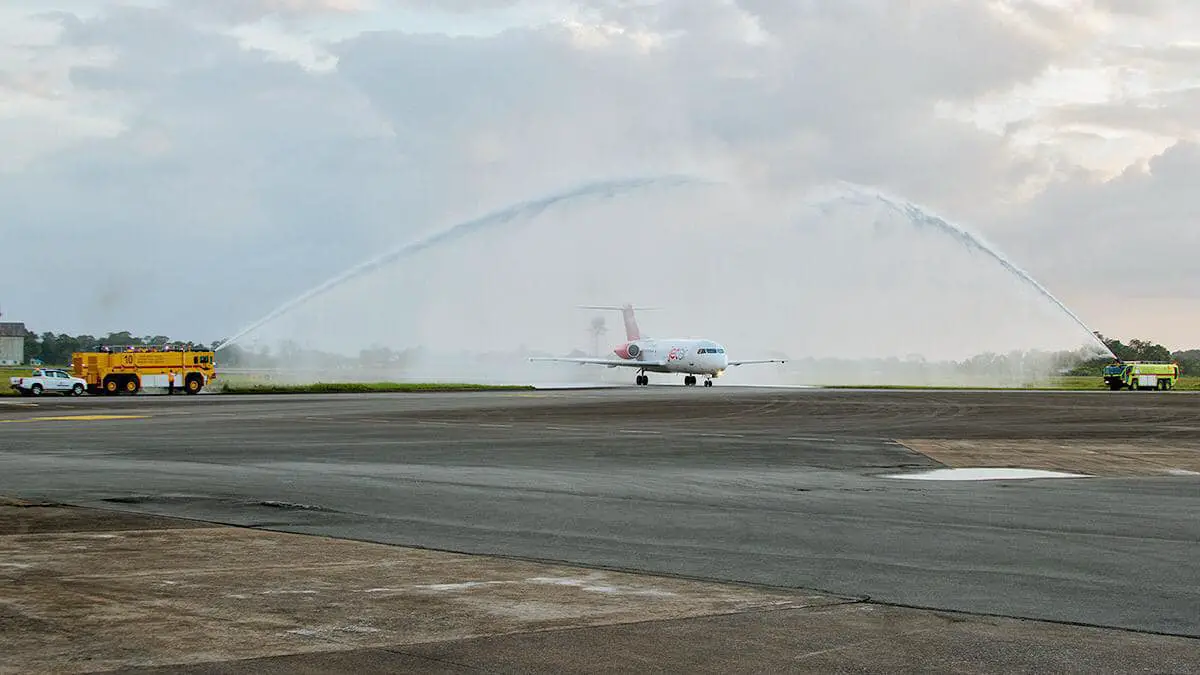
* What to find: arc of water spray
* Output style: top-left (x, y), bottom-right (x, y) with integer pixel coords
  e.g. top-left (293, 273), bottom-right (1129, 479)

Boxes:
top-left (215, 174), bottom-right (710, 351)
top-left (810, 182), bottom-right (1116, 360)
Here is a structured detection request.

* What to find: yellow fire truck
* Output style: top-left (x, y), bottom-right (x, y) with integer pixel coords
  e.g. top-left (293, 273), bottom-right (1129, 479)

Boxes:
top-left (1102, 361), bottom-right (1179, 391)
top-left (71, 346), bottom-right (216, 395)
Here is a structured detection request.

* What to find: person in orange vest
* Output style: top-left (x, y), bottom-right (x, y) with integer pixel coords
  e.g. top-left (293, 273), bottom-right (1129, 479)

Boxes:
top-left (167, 371), bottom-right (175, 395)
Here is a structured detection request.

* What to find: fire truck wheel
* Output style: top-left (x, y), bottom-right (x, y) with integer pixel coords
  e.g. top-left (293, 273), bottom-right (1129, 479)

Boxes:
top-left (124, 377), bottom-right (140, 394)
top-left (184, 376), bottom-right (202, 394)
top-left (104, 377), bottom-right (119, 395)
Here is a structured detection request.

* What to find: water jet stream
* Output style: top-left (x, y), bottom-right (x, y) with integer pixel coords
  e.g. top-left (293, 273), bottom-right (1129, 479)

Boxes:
top-left (216, 174), bottom-right (707, 351)
top-left (219, 176), bottom-right (1112, 373)
top-left (809, 182), bottom-right (1116, 359)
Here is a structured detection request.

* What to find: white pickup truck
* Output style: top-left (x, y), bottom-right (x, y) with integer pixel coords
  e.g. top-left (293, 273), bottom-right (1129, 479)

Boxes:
top-left (9, 368), bottom-right (87, 397)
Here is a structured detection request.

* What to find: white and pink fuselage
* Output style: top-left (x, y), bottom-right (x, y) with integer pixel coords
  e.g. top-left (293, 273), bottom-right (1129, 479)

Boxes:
top-left (612, 338), bottom-right (730, 377)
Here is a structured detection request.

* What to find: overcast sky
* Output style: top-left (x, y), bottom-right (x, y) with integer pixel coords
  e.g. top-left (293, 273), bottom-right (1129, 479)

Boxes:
top-left (2, 0), bottom-right (1198, 351)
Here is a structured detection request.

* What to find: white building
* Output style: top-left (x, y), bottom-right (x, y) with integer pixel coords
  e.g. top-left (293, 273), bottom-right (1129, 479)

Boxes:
top-left (0, 322), bottom-right (26, 365)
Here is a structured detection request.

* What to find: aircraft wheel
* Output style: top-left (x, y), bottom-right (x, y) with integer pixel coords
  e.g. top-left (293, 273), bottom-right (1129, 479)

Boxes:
top-left (704, 380), bottom-right (713, 387)
top-left (185, 376), bottom-right (203, 394)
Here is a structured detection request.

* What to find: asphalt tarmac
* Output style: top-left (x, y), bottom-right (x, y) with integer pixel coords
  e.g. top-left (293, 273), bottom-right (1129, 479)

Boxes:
top-left (2, 387), bottom-right (1198, 640)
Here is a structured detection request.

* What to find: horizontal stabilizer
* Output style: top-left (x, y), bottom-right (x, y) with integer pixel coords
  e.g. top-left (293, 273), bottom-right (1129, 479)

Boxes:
top-left (576, 303), bottom-right (658, 341)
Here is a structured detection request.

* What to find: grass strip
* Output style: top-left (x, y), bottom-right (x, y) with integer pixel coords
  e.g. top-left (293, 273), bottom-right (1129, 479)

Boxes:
top-left (818, 376), bottom-right (1200, 391)
top-left (216, 382), bottom-right (534, 394)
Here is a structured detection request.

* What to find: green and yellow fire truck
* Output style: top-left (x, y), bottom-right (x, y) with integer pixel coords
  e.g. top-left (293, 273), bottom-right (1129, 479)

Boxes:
top-left (1102, 361), bottom-right (1180, 391)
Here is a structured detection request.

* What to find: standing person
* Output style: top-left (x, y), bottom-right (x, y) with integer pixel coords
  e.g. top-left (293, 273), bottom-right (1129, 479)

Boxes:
top-left (167, 371), bottom-right (175, 395)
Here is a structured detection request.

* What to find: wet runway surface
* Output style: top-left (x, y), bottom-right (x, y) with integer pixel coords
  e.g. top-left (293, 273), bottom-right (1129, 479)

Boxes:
top-left (2, 388), bottom-right (1198, 638)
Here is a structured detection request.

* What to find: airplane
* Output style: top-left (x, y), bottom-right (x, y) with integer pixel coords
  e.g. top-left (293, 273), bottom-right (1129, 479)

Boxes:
top-left (529, 304), bottom-right (786, 387)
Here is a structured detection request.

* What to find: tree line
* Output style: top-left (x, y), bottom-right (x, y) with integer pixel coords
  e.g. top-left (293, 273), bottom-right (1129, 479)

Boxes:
top-left (17, 330), bottom-right (403, 370)
top-left (21, 331), bottom-right (212, 366)
top-left (1066, 333), bottom-right (1200, 376)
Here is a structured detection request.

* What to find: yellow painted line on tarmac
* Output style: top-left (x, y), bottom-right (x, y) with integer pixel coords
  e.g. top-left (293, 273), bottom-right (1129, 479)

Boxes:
top-left (0, 415), bottom-right (149, 424)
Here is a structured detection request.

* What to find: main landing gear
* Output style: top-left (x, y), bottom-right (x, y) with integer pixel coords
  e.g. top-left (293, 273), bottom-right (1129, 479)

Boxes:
top-left (634, 373), bottom-right (713, 387)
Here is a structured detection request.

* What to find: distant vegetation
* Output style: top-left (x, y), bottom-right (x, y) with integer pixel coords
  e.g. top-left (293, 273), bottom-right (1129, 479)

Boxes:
top-left (1066, 333), bottom-right (1199, 376)
top-left (20, 331), bottom-right (211, 366)
top-left (19, 331), bottom-right (414, 371)
top-left (10, 326), bottom-right (1199, 388)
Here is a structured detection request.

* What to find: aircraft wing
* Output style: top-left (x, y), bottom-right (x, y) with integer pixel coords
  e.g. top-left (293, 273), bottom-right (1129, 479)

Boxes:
top-left (529, 357), bottom-right (667, 369)
top-left (727, 359), bottom-right (787, 367)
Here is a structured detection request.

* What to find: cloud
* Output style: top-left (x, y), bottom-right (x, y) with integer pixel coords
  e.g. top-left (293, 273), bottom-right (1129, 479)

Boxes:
top-left (0, 0), bottom-right (1197, 352)
top-left (1046, 86), bottom-right (1200, 139)
top-left (0, 8), bottom-right (126, 170)
top-left (988, 140), bottom-right (1200, 347)
top-left (385, 0), bottom-right (526, 11)
top-left (1002, 141), bottom-right (1200, 280)
top-left (1093, 0), bottom-right (1177, 17)
top-left (174, 0), bottom-right (369, 23)
top-left (2, 5), bottom-right (406, 336)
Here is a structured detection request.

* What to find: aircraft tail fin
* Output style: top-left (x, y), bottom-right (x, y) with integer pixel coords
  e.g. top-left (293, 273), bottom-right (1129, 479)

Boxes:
top-left (578, 304), bottom-right (660, 341)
